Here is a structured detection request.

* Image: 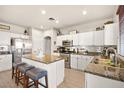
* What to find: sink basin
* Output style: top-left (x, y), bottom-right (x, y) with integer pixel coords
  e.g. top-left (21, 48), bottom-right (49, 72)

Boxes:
top-left (93, 58), bottom-right (119, 67)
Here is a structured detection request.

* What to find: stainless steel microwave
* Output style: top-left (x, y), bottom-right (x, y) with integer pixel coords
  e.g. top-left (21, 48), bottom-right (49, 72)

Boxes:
top-left (62, 40), bottom-right (73, 47)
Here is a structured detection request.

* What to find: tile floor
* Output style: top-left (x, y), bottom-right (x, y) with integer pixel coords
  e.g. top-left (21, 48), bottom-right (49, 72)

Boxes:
top-left (0, 68), bottom-right (85, 88)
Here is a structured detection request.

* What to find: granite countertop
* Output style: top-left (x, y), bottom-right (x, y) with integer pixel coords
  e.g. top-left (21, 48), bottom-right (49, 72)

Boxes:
top-left (23, 54), bottom-right (63, 64)
top-left (84, 57), bottom-right (124, 82)
top-left (71, 52), bottom-right (100, 56)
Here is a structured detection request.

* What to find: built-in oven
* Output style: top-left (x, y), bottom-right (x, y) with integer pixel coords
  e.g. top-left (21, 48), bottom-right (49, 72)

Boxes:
top-left (62, 40), bottom-right (73, 47)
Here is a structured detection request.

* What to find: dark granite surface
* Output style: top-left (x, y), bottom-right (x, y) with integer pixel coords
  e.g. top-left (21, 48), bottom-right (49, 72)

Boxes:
top-left (84, 56), bottom-right (124, 82)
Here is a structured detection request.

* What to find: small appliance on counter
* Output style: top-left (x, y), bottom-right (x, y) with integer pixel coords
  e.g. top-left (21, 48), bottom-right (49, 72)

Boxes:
top-left (0, 45), bottom-right (11, 55)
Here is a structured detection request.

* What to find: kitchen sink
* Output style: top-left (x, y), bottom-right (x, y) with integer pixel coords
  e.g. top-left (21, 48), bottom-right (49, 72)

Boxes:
top-left (92, 57), bottom-right (120, 67)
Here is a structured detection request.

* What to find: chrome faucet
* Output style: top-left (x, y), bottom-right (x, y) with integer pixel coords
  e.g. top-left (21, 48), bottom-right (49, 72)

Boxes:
top-left (106, 47), bottom-right (117, 66)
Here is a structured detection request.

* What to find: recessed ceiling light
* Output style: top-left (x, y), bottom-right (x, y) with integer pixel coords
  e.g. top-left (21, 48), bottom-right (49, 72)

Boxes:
top-left (82, 10), bottom-right (87, 15)
top-left (41, 10), bottom-right (46, 15)
top-left (55, 20), bottom-right (59, 24)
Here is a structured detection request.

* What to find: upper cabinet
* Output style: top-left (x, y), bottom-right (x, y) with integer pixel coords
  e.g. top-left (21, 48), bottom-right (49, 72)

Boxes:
top-left (94, 30), bottom-right (104, 45)
top-left (0, 31), bottom-right (11, 45)
top-left (65, 35), bottom-right (72, 40)
top-left (104, 23), bottom-right (118, 45)
top-left (56, 35), bottom-right (72, 46)
top-left (56, 23), bottom-right (117, 46)
top-left (72, 34), bottom-right (79, 46)
top-left (56, 36), bottom-right (63, 46)
top-left (79, 31), bottom-right (94, 45)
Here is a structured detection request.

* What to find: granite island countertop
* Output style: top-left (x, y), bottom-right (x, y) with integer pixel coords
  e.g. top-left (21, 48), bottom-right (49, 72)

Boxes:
top-left (23, 54), bottom-right (63, 64)
top-left (84, 57), bottom-right (124, 82)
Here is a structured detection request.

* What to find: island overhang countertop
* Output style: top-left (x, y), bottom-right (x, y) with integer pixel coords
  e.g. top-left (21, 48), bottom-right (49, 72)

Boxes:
top-left (23, 54), bottom-right (63, 64)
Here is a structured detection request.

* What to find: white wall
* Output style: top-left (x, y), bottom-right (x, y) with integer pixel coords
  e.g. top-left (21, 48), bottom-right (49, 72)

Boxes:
top-left (0, 22), bottom-right (26, 34)
top-left (60, 18), bottom-right (114, 35)
top-left (31, 28), bottom-right (44, 52)
top-left (43, 29), bottom-right (57, 54)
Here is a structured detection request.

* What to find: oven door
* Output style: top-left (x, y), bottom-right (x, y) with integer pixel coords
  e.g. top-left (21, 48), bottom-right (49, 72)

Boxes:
top-left (60, 53), bottom-right (71, 68)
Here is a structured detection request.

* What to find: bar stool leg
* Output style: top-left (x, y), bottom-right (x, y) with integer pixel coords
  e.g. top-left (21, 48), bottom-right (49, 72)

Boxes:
top-left (23, 74), bottom-right (27, 88)
top-left (16, 70), bottom-right (20, 86)
top-left (25, 76), bottom-right (29, 88)
top-left (12, 67), bottom-right (14, 79)
top-left (15, 68), bottom-right (18, 84)
top-left (34, 80), bottom-right (39, 88)
top-left (45, 76), bottom-right (48, 88)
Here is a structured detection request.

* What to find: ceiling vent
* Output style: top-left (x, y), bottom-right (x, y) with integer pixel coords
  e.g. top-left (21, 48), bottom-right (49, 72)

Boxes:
top-left (48, 17), bottom-right (55, 21)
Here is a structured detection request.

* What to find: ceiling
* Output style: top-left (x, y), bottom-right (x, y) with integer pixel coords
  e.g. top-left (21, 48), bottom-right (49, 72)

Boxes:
top-left (0, 5), bottom-right (116, 30)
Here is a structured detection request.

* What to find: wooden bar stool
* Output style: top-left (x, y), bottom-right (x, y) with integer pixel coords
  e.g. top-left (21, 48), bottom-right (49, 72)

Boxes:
top-left (12, 62), bottom-right (26, 83)
top-left (25, 68), bottom-right (48, 88)
top-left (16, 63), bottom-right (35, 87)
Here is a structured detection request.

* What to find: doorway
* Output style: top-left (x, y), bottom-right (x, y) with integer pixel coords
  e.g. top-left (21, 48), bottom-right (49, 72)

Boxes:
top-left (44, 36), bottom-right (51, 55)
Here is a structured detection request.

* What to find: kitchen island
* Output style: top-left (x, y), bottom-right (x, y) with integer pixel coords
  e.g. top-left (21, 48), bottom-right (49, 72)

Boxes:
top-left (22, 54), bottom-right (65, 88)
top-left (84, 56), bottom-right (124, 88)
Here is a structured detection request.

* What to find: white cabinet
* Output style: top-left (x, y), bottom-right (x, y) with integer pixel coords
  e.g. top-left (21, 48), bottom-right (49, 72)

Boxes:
top-left (56, 36), bottom-right (63, 46)
top-left (104, 23), bottom-right (118, 45)
top-left (11, 33), bottom-right (21, 38)
top-left (0, 54), bottom-right (12, 72)
top-left (72, 34), bottom-right (79, 45)
top-left (77, 55), bottom-right (85, 70)
top-left (0, 31), bottom-right (11, 45)
top-left (65, 35), bottom-right (72, 40)
top-left (70, 55), bottom-right (78, 69)
top-left (94, 30), bottom-right (104, 45)
top-left (71, 54), bottom-right (94, 71)
top-left (85, 73), bottom-right (124, 88)
top-left (77, 55), bottom-right (94, 70)
top-left (22, 58), bottom-right (64, 88)
top-left (79, 32), bottom-right (94, 45)
top-left (56, 60), bottom-right (64, 86)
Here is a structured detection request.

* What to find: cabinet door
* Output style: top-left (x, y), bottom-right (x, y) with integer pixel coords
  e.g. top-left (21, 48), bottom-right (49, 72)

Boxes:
top-left (11, 33), bottom-right (21, 38)
top-left (77, 58), bottom-right (84, 70)
top-left (77, 56), bottom-right (87, 71)
top-left (72, 34), bottom-right (79, 46)
top-left (66, 35), bottom-right (72, 40)
top-left (0, 55), bottom-right (12, 72)
top-left (56, 60), bottom-right (64, 86)
top-left (104, 24), bottom-right (118, 45)
top-left (0, 31), bottom-right (10, 45)
top-left (56, 36), bottom-right (62, 46)
top-left (79, 32), bottom-right (94, 45)
top-left (70, 55), bottom-right (77, 69)
top-left (94, 30), bottom-right (104, 45)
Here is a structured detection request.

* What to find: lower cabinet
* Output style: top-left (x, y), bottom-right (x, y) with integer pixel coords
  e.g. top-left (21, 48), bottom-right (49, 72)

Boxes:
top-left (70, 55), bottom-right (78, 69)
top-left (85, 73), bottom-right (124, 88)
top-left (70, 54), bottom-right (94, 71)
top-left (0, 54), bottom-right (12, 72)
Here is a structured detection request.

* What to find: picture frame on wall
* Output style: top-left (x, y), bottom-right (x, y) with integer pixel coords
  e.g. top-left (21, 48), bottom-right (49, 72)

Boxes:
top-left (0, 24), bottom-right (10, 30)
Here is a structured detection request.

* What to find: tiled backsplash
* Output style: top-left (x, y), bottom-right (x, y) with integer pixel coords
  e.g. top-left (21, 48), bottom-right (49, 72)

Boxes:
top-left (70, 45), bottom-right (117, 53)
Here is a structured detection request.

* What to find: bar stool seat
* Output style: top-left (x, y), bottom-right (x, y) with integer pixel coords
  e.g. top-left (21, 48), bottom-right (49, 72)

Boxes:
top-left (25, 68), bottom-right (48, 88)
top-left (26, 68), bottom-right (47, 80)
top-left (13, 62), bottom-right (26, 69)
top-left (18, 64), bottom-right (35, 74)
top-left (17, 63), bottom-right (35, 87)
